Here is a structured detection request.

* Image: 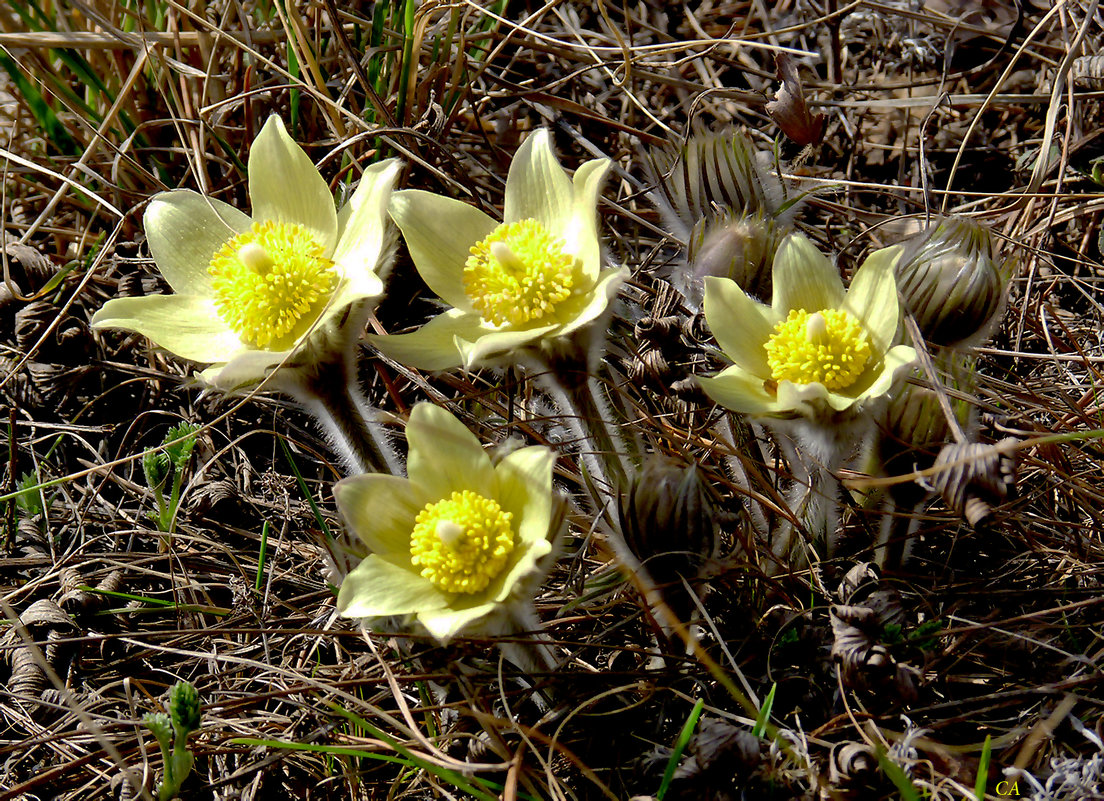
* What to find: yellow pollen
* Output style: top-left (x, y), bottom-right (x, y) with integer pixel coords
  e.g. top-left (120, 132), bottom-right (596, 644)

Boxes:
top-left (463, 219), bottom-right (576, 327)
top-left (208, 220), bottom-right (337, 348)
top-left (764, 308), bottom-right (872, 391)
top-left (409, 490), bottom-right (515, 594)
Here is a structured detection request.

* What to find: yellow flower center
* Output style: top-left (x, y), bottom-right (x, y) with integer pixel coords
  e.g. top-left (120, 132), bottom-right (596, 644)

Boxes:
top-left (764, 308), bottom-right (871, 391)
top-left (409, 490), bottom-right (515, 594)
top-left (208, 220), bottom-right (337, 348)
top-left (463, 219), bottom-right (576, 327)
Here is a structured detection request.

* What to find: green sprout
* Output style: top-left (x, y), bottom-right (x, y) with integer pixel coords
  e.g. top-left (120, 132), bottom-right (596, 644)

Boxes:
top-left (143, 680), bottom-right (202, 801)
top-left (143, 423), bottom-right (200, 533)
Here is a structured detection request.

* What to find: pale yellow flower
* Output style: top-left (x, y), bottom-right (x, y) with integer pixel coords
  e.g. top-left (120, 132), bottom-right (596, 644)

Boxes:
top-left (335, 403), bottom-right (555, 643)
top-left (92, 117), bottom-right (399, 389)
top-left (370, 130), bottom-right (625, 370)
top-left (698, 233), bottom-right (916, 418)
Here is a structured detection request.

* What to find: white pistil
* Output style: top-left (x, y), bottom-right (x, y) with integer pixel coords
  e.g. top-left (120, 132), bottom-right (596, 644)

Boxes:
top-left (435, 519), bottom-right (465, 548)
top-left (805, 311), bottom-right (828, 343)
top-left (238, 242), bottom-right (273, 275)
top-left (489, 241), bottom-right (524, 274)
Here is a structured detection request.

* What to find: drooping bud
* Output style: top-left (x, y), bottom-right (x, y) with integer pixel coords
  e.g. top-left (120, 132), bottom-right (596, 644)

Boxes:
top-left (617, 456), bottom-right (721, 588)
top-left (893, 217), bottom-right (1007, 347)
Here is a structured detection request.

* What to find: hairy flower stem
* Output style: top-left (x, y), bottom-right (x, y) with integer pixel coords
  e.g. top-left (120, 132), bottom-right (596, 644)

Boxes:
top-left (529, 358), bottom-right (633, 507)
top-left (289, 362), bottom-right (403, 477)
top-left (769, 420), bottom-right (857, 569)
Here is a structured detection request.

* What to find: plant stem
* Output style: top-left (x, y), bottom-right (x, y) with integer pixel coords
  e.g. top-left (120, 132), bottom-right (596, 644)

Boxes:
top-left (289, 362), bottom-right (403, 477)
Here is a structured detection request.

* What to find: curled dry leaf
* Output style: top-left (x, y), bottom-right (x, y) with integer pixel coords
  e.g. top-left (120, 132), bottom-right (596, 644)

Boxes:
top-left (931, 438), bottom-right (1016, 526)
top-left (766, 53), bottom-right (825, 147)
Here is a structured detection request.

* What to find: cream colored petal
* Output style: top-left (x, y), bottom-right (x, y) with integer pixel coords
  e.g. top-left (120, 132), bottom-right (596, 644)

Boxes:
top-left (326, 272), bottom-right (385, 315)
top-left (337, 555), bottom-right (450, 618)
top-left (697, 367), bottom-right (787, 416)
top-left (369, 309), bottom-right (487, 371)
top-left (562, 157), bottom-right (611, 284)
top-left (455, 322), bottom-right (559, 369)
top-left (417, 602), bottom-right (498, 644)
top-left (489, 536), bottom-right (552, 604)
top-left (390, 190), bottom-right (496, 312)
top-left (406, 402), bottom-right (497, 501)
top-left (144, 190), bottom-right (251, 295)
top-left (702, 276), bottom-right (775, 376)
top-left (495, 446), bottom-right (554, 544)
top-left (503, 130), bottom-right (573, 231)
top-left (91, 295), bottom-right (244, 363)
top-left (771, 233), bottom-right (845, 315)
top-left (332, 159), bottom-right (400, 281)
top-left (776, 379), bottom-right (835, 412)
top-left (248, 116), bottom-right (338, 253)
top-left (555, 267), bottom-right (626, 339)
top-left (333, 474), bottom-right (423, 555)
top-left (842, 245), bottom-right (903, 355)
top-left (200, 348), bottom-right (291, 390)
top-left (853, 344), bottom-right (917, 404)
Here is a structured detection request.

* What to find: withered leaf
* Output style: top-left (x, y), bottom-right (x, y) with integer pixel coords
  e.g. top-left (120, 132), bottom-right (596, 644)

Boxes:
top-left (766, 53), bottom-right (825, 147)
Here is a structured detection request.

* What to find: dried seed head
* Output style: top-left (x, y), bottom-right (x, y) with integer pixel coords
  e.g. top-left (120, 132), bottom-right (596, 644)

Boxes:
top-left (931, 439), bottom-right (1016, 526)
top-left (829, 741), bottom-right (878, 786)
top-left (894, 217), bottom-right (1007, 347)
top-left (617, 456), bottom-right (721, 586)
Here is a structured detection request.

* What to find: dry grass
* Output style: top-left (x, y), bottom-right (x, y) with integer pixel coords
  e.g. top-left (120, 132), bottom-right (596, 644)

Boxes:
top-left (2, 0), bottom-right (1104, 799)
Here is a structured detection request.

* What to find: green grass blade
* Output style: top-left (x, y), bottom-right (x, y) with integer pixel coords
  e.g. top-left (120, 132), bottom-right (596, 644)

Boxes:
top-left (255, 519), bottom-right (271, 593)
top-left (975, 734), bottom-right (992, 800)
top-left (875, 746), bottom-right (921, 801)
top-left (278, 437), bottom-right (333, 540)
top-left (752, 682), bottom-right (776, 739)
top-left (657, 698), bottom-right (704, 800)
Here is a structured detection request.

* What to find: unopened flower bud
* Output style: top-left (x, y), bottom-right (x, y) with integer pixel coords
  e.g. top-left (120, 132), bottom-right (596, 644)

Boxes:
top-left (894, 217), bottom-right (1007, 347)
top-left (684, 211), bottom-right (781, 303)
top-left (617, 456), bottom-right (720, 587)
top-left (168, 680), bottom-right (201, 737)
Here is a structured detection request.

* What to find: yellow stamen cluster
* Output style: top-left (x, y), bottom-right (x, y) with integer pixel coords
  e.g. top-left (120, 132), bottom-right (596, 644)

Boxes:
top-left (463, 219), bottom-right (575, 327)
top-left (208, 220), bottom-right (337, 348)
top-left (409, 490), bottom-right (515, 594)
top-left (764, 308), bottom-right (871, 391)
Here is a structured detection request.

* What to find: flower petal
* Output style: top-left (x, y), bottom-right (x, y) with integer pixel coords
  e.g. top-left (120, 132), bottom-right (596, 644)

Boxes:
top-left (495, 446), bottom-right (554, 544)
top-left (333, 473), bottom-right (423, 555)
top-left (563, 156), bottom-right (611, 283)
top-left (91, 295), bottom-right (244, 363)
top-left (417, 601), bottom-right (498, 644)
top-left (144, 190), bottom-right (251, 295)
top-left (703, 276), bottom-right (775, 376)
top-left (332, 159), bottom-right (400, 284)
top-left (369, 309), bottom-right (487, 371)
top-left (406, 403), bottom-right (496, 501)
top-left (199, 348), bottom-right (290, 390)
top-left (337, 554), bottom-right (450, 618)
top-left (556, 267), bottom-right (626, 338)
top-left (842, 245), bottom-right (903, 355)
top-left (390, 189), bottom-right (496, 312)
top-left (248, 116), bottom-right (338, 253)
top-left (455, 322), bottom-right (559, 369)
top-left (698, 366), bottom-right (788, 416)
top-left (504, 130), bottom-right (573, 232)
top-left (853, 344), bottom-right (917, 404)
top-left (489, 536), bottom-right (552, 604)
top-left (771, 233), bottom-right (845, 315)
